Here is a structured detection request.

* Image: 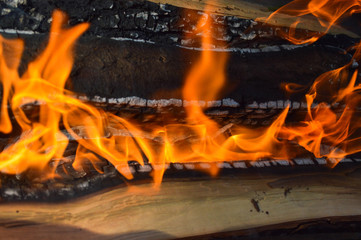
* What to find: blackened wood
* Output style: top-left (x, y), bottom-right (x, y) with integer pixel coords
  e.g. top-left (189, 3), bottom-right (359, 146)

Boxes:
top-left (148, 0), bottom-right (361, 38)
top-left (0, 0), bottom-right (359, 50)
top-left (15, 34), bottom-right (352, 106)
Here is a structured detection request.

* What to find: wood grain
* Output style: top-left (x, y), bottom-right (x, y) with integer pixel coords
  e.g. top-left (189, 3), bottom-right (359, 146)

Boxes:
top-left (148, 0), bottom-right (360, 38)
top-left (1, 166), bottom-right (361, 239)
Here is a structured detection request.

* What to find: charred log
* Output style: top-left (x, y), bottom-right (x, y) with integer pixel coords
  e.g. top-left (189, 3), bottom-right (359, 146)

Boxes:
top-left (4, 33), bottom-right (352, 107)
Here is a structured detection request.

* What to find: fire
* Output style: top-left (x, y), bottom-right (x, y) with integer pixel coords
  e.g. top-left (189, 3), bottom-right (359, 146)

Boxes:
top-left (280, 44), bottom-right (361, 166)
top-left (0, 0), bottom-right (360, 185)
top-left (262, 0), bottom-right (361, 44)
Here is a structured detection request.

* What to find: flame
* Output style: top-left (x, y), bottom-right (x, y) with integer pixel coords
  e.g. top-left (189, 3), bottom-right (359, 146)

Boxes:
top-left (261, 0), bottom-right (361, 44)
top-left (0, 0), bottom-right (361, 185)
top-left (280, 43), bottom-right (361, 166)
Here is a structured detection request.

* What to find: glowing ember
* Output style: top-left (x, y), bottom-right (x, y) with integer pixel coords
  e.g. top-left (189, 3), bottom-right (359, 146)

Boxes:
top-left (0, 0), bottom-right (360, 185)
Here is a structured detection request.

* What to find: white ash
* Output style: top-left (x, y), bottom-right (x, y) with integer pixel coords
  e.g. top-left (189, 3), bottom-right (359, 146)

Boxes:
top-left (217, 162), bottom-right (232, 168)
top-left (215, 34), bottom-right (232, 42)
top-left (76, 181), bottom-right (89, 190)
top-left (1, 8), bottom-right (11, 15)
top-left (0, 29), bottom-right (37, 35)
top-left (232, 161), bottom-right (247, 168)
top-left (207, 100), bottom-right (222, 108)
top-left (147, 99), bottom-right (182, 108)
top-left (152, 164), bottom-right (170, 170)
top-left (117, 98), bottom-right (128, 105)
top-left (340, 158), bottom-right (353, 163)
top-left (183, 100), bottom-right (206, 107)
top-left (315, 158), bottom-right (327, 164)
top-left (284, 100), bottom-right (291, 108)
top-left (247, 101), bottom-right (258, 109)
top-left (277, 100), bottom-right (284, 109)
top-left (292, 102), bottom-right (300, 109)
top-left (351, 59), bottom-right (359, 68)
top-left (160, 4), bottom-right (171, 13)
top-left (147, 99), bottom-right (158, 108)
top-left (267, 101), bottom-right (277, 109)
top-left (173, 163), bottom-right (184, 170)
top-left (199, 163), bottom-right (211, 169)
top-left (294, 158), bottom-right (314, 165)
top-left (259, 102), bottom-right (267, 109)
top-left (138, 164), bottom-right (152, 173)
top-left (184, 163), bottom-right (195, 170)
top-left (155, 22), bottom-right (169, 32)
top-left (92, 96), bottom-right (106, 103)
top-left (110, 37), bottom-right (155, 44)
top-left (3, 188), bottom-right (21, 197)
top-left (280, 44), bottom-right (308, 50)
top-left (222, 98), bottom-right (240, 107)
top-left (250, 160), bottom-right (272, 168)
top-left (127, 96), bottom-right (147, 107)
top-left (169, 36), bottom-right (179, 42)
top-left (108, 98), bottom-right (118, 104)
top-left (169, 98), bottom-right (183, 107)
top-left (159, 99), bottom-right (178, 107)
top-left (180, 39), bottom-right (193, 46)
top-left (272, 159), bottom-right (292, 166)
top-left (136, 12), bottom-right (149, 21)
top-left (77, 95), bottom-right (89, 101)
top-left (2, 0), bottom-right (26, 8)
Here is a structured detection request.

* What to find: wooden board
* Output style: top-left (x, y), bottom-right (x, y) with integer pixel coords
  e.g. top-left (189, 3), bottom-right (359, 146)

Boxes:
top-left (1, 166), bottom-right (361, 239)
top-left (148, 0), bottom-right (360, 38)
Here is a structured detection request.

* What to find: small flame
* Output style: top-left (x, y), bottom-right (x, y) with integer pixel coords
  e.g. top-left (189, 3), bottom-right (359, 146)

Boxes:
top-left (0, 0), bottom-right (361, 185)
top-left (261, 0), bottom-right (361, 44)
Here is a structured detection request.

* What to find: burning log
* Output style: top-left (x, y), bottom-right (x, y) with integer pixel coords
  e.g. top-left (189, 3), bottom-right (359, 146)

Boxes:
top-left (0, 0), bottom-right (361, 239)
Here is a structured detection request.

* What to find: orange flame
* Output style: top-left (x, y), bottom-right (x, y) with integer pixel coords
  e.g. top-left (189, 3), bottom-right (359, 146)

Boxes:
top-left (0, 0), bottom-right (361, 185)
top-left (281, 43), bottom-right (361, 166)
top-left (262, 0), bottom-right (361, 44)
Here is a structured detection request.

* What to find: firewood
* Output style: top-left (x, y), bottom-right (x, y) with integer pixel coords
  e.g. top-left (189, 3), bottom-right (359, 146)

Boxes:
top-left (0, 164), bottom-right (361, 239)
top-left (148, 0), bottom-right (360, 38)
top-left (12, 34), bottom-right (351, 107)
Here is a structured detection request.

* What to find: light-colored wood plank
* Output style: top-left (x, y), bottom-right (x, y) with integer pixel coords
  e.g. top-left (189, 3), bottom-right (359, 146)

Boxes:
top-left (1, 168), bottom-right (361, 239)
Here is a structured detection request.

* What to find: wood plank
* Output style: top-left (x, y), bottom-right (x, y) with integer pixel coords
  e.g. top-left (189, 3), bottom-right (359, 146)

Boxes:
top-left (1, 166), bottom-right (361, 239)
top-left (148, 0), bottom-right (360, 38)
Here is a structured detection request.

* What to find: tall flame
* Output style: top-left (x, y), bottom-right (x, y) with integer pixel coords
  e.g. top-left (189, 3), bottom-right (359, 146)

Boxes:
top-left (0, 0), bottom-right (361, 185)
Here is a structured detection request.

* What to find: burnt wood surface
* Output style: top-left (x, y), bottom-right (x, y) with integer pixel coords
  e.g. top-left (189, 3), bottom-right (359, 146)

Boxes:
top-left (148, 0), bottom-right (361, 38)
top-left (5, 33), bottom-right (354, 106)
